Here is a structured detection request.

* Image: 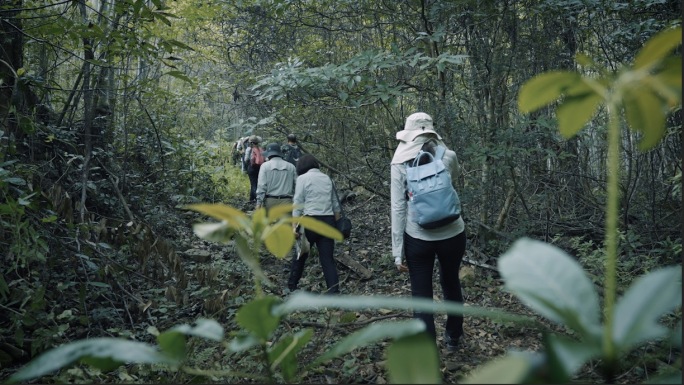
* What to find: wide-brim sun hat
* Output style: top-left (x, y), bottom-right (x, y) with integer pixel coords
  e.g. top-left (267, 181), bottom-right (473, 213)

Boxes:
top-left (264, 142), bottom-right (283, 158)
top-left (396, 112), bottom-right (442, 142)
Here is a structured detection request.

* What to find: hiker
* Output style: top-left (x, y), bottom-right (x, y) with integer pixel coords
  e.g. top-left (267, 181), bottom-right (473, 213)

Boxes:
top-left (240, 136), bottom-right (251, 173)
top-left (281, 133), bottom-right (302, 166)
top-left (231, 139), bottom-right (242, 166)
top-left (288, 154), bottom-right (342, 294)
top-left (255, 143), bottom-right (297, 211)
top-left (390, 112), bottom-right (467, 352)
top-left (245, 135), bottom-right (263, 203)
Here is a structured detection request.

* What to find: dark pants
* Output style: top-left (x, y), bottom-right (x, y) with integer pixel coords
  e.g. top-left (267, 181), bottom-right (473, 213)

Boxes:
top-left (404, 230), bottom-right (466, 341)
top-left (247, 171), bottom-right (259, 202)
top-left (288, 215), bottom-right (339, 294)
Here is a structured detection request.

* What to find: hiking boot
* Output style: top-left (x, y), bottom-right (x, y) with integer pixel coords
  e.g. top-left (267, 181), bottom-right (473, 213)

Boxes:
top-left (445, 336), bottom-right (461, 352)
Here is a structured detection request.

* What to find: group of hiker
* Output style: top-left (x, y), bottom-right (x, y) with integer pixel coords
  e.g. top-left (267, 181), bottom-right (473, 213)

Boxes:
top-left (229, 112), bottom-right (466, 352)
top-left (233, 133), bottom-right (339, 293)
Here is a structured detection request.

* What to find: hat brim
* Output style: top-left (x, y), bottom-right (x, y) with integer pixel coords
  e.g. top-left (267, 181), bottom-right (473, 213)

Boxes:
top-left (396, 129), bottom-right (441, 142)
top-left (264, 150), bottom-right (282, 158)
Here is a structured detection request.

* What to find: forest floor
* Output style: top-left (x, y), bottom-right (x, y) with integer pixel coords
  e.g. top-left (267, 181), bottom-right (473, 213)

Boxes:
top-left (151, 189), bottom-right (609, 384)
top-left (0, 188), bottom-right (650, 384)
top-left (166, 192), bottom-right (555, 384)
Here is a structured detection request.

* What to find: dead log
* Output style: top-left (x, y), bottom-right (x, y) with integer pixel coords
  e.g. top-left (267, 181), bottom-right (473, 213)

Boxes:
top-left (335, 251), bottom-right (373, 280)
top-left (464, 248), bottom-right (499, 271)
top-left (463, 256), bottom-right (498, 272)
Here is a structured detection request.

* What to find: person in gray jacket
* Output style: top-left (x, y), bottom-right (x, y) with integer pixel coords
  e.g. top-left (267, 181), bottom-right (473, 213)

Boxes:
top-left (288, 154), bottom-right (341, 294)
top-left (255, 143), bottom-right (297, 211)
top-left (390, 112), bottom-right (467, 352)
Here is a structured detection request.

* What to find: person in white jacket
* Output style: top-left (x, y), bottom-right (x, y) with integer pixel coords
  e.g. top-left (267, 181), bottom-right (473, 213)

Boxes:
top-left (390, 112), bottom-right (467, 352)
top-left (288, 154), bottom-right (341, 294)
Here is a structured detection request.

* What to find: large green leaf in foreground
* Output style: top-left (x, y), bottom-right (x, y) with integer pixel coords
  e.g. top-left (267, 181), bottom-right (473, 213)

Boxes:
top-left (8, 338), bottom-right (176, 383)
top-left (498, 238), bottom-right (602, 340)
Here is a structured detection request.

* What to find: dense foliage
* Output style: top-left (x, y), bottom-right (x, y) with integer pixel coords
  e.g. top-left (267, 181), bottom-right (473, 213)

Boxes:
top-left (0, 0), bottom-right (681, 383)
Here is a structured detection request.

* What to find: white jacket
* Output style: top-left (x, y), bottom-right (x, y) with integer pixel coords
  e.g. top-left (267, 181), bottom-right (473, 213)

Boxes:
top-left (390, 145), bottom-right (465, 266)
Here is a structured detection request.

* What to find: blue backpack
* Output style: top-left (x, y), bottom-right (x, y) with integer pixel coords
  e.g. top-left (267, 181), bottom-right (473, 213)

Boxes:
top-left (406, 145), bottom-right (461, 229)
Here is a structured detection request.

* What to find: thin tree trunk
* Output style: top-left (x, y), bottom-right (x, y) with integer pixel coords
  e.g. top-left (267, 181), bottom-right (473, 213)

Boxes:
top-left (78, 0), bottom-right (94, 223)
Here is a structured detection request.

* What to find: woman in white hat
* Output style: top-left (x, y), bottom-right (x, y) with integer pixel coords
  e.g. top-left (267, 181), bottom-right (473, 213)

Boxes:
top-left (390, 112), bottom-right (467, 352)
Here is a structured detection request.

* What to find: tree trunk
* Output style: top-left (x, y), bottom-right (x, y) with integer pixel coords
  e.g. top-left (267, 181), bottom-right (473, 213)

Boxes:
top-left (78, 0), bottom-right (95, 223)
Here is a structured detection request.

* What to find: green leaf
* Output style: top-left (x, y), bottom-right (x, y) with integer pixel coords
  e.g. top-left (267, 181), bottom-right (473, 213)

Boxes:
top-left (5, 177), bottom-right (26, 186)
top-left (164, 70), bottom-right (192, 84)
top-left (286, 216), bottom-right (342, 240)
top-left (268, 329), bottom-right (312, 382)
top-left (387, 332), bottom-right (441, 384)
top-left (612, 266), bottom-right (682, 351)
top-left (518, 71), bottom-right (579, 113)
top-left (654, 57), bottom-right (683, 107)
top-left (263, 223), bottom-right (295, 259)
top-left (7, 338), bottom-right (176, 383)
top-left (234, 236), bottom-right (270, 285)
top-left (157, 331), bottom-right (186, 361)
top-left (557, 92), bottom-right (603, 138)
top-left (166, 39), bottom-right (195, 51)
top-left (633, 27), bottom-right (682, 70)
top-left (236, 296), bottom-right (282, 340)
top-left (267, 203), bottom-right (296, 223)
top-left (169, 318), bottom-right (224, 341)
top-left (312, 319), bottom-right (426, 367)
top-left (624, 88), bottom-right (666, 151)
top-left (186, 203), bottom-right (249, 230)
top-left (192, 221), bottom-right (233, 243)
top-left (227, 333), bottom-right (260, 352)
top-left (575, 53), bottom-right (596, 69)
top-left (87, 282), bottom-right (111, 289)
top-left (252, 206), bottom-right (267, 233)
top-left (461, 353), bottom-right (533, 384)
top-left (563, 76), bottom-right (603, 97)
top-left (498, 238), bottom-right (602, 340)
top-left (41, 215), bottom-right (58, 223)
top-left (152, 10), bottom-right (173, 26)
top-left (657, 56), bottom-right (682, 92)
top-left (543, 333), bottom-right (601, 380)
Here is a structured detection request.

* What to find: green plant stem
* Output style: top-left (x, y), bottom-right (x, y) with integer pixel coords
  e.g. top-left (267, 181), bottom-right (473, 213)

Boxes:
top-left (261, 344), bottom-right (276, 383)
top-left (602, 100), bottom-right (621, 382)
top-left (253, 239), bottom-right (264, 298)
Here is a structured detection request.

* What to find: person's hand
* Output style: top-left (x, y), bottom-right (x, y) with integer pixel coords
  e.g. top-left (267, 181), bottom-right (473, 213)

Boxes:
top-left (396, 263), bottom-right (408, 273)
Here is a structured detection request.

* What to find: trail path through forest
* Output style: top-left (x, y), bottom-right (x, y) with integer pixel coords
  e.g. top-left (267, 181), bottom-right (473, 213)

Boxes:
top-left (176, 192), bottom-right (558, 383)
top-left (0, 189), bottom-right (613, 384)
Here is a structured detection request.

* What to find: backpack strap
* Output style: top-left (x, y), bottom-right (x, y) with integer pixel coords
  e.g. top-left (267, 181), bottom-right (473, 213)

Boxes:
top-left (434, 145), bottom-right (446, 160)
top-left (411, 151), bottom-right (434, 168)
